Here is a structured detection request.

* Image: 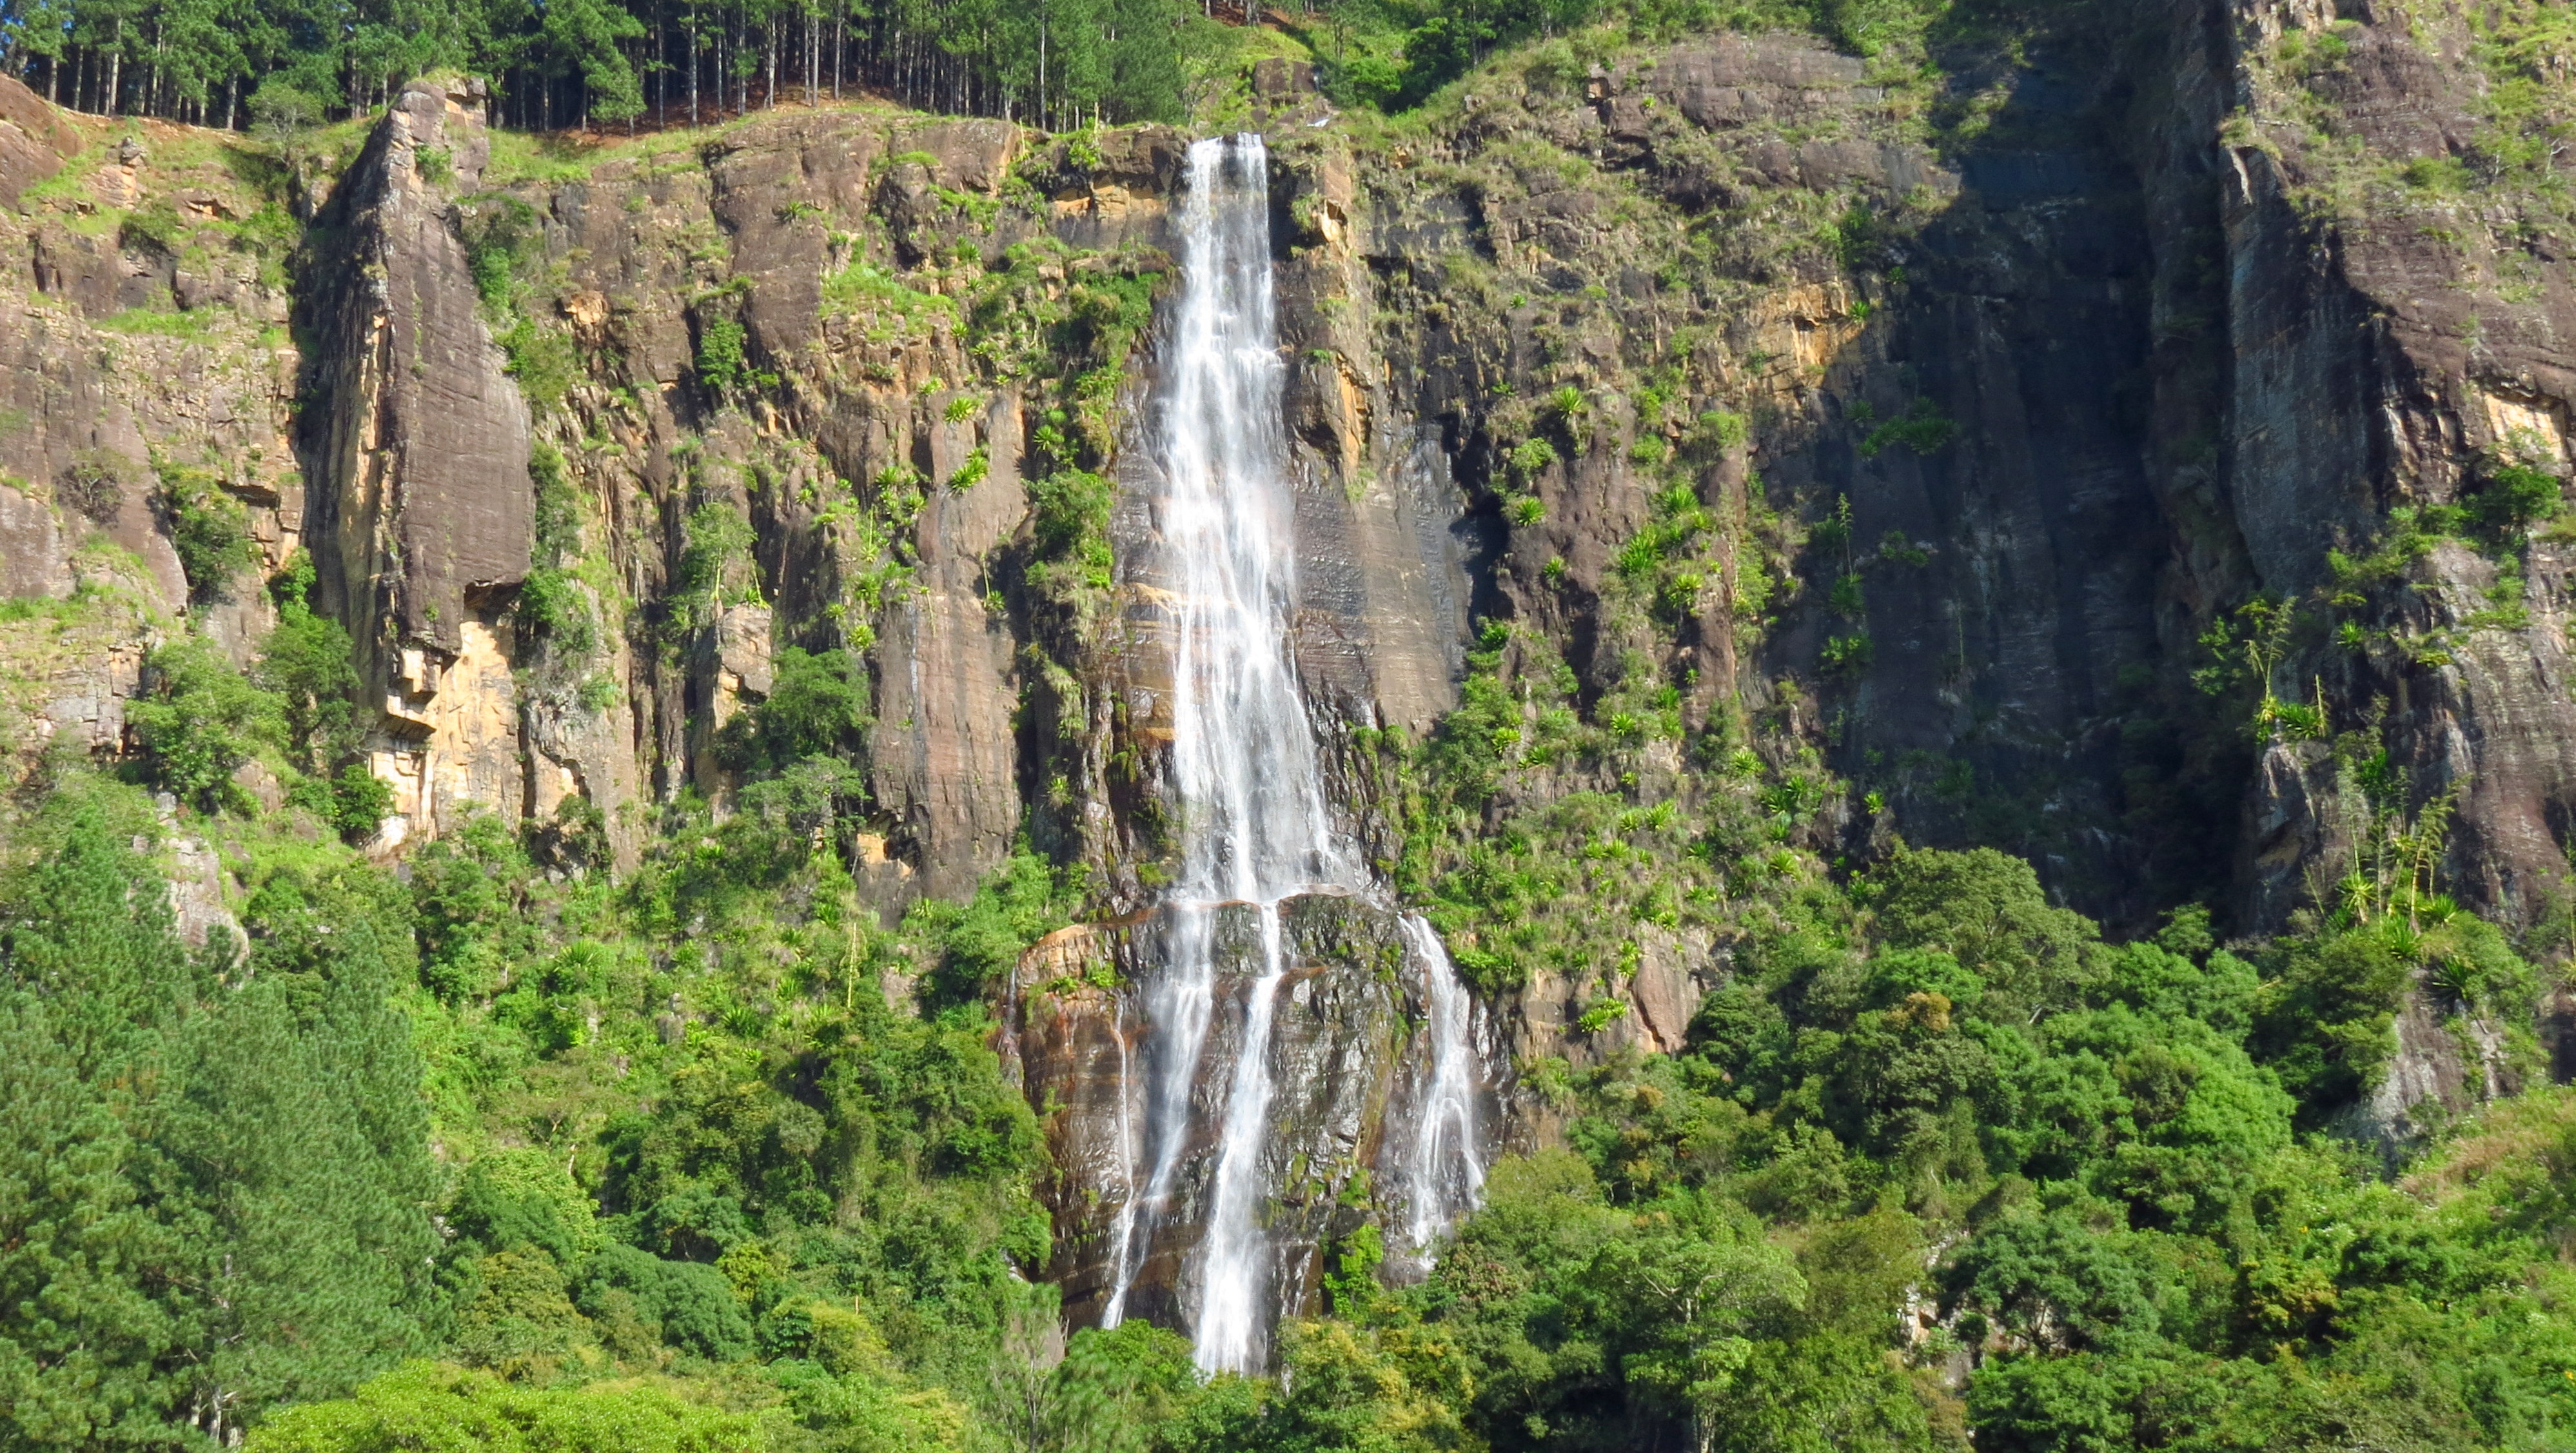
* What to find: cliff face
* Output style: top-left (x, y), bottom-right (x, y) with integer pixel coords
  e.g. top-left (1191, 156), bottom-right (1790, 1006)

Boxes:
top-left (298, 76), bottom-right (536, 847)
top-left (0, 77), bottom-right (303, 760)
top-left (1, 0), bottom-right (2571, 1331)
top-left (2196, 2), bottom-right (2576, 947)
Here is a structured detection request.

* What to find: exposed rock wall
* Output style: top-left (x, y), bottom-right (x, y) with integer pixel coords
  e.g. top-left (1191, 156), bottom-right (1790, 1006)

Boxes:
top-left (297, 76), bottom-right (535, 845)
top-left (0, 83), bottom-right (304, 761)
top-left (2192, 1), bottom-right (2576, 952)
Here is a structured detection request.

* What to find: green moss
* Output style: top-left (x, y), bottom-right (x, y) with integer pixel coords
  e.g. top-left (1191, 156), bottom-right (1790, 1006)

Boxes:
top-left (98, 305), bottom-right (220, 339)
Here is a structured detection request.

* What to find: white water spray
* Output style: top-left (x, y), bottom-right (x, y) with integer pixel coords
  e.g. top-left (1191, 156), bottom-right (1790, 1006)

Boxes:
top-left (1099, 998), bottom-right (1145, 1326)
top-left (1399, 914), bottom-right (1486, 1254)
top-left (1099, 132), bottom-right (1483, 1374)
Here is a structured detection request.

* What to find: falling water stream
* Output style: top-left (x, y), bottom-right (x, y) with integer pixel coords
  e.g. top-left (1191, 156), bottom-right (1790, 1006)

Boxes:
top-left (1399, 916), bottom-right (1487, 1254)
top-left (1094, 133), bottom-right (1486, 1374)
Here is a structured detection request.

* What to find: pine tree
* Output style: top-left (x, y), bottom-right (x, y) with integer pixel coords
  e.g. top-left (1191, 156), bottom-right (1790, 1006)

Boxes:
top-left (0, 811), bottom-right (437, 1450)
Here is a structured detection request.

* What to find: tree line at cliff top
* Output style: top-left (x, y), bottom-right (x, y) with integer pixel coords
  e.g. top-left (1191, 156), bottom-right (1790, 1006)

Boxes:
top-left (0, 0), bottom-right (1961, 137)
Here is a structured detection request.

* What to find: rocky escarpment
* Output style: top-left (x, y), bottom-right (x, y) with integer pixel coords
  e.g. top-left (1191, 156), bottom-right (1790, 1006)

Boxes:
top-left (2183, 1), bottom-right (2576, 940)
top-left (1246, 0), bottom-right (2576, 1142)
top-left (298, 76), bottom-right (537, 847)
top-left (254, 87), bottom-right (1488, 901)
top-left (0, 80), bottom-right (303, 762)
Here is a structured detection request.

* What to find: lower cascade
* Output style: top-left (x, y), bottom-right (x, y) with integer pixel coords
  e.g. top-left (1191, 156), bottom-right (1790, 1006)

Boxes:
top-left (1086, 133), bottom-right (1491, 1373)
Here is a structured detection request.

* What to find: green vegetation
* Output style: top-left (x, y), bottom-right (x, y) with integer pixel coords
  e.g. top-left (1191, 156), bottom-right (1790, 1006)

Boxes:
top-left (1855, 399), bottom-right (1958, 460)
top-left (127, 635), bottom-right (286, 812)
top-left (694, 316), bottom-right (752, 394)
top-left (821, 262), bottom-right (955, 348)
top-left (157, 464), bottom-right (257, 601)
top-left (0, 0), bottom-right (1194, 133)
top-left (1165, 846), bottom-right (2568, 1453)
top-left (17, 693), bottom-right (2574, 1453)
top-left (461, 196), bottom-right (579, 411)
top-left (714, 646), bottom-right (869, 776)
top-left (0, 794), bottom-right (436, 1449)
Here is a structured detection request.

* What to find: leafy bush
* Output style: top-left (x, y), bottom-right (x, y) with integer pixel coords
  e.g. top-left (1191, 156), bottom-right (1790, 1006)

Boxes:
top-left (714, 647), bottom-right (869, 775)
top-left (246, 1362), bottom-right (765, 1453)
top-left (326, 764), bottom-right (393, 844)
top-left (529, 440), bottom-right (583, 563)
top-left (119, 195), bottom-right (189, 254)
top-left (1856, 398), bottom-right (1957, 458)
top-left (2473, 459), bottom-right (2562, 534)
top-left (500, 317), bottom-right (580, 410)
top-left (578, 1245), bottom-right (754, 1361)
top-left (462, 196), bottom-right (540, 311)
top-left (257, 553), bottom-right (362, 768)
top-left (410, 812), bottom-right (540, 1003)
top-left (517, 567), bottom-right (598, 660)
top-left (160, 467), bottom-right (257, 600)
top-left (1028, 468), bottom-right (1116, 595)
top-left (905, 852), bottom-right (1084, 1014)
top-left (127, 637), bottom-right (284, 812)
top-left (696, 315), bottom-right (750, 392)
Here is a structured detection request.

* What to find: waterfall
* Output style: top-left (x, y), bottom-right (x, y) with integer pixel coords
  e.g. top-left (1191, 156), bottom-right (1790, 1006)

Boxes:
top-left (1398, 914), bottom-right (1486, 1256)
top-left (1101, 997), bottom-right (1144, 1325)
top-left (1098, 132), bottom-right (1483, 1374)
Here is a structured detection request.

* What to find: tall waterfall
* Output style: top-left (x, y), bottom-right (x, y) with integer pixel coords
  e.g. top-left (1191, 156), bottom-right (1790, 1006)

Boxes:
top-left (1096, 133), bottom-right (1486, 1374)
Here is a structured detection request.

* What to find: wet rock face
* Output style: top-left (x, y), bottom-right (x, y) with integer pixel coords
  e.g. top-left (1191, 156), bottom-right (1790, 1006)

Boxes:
top-left (1005, 893), bottom-right (1490, 1334)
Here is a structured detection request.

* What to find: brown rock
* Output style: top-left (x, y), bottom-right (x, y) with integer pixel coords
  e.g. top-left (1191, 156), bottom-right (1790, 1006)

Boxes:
top-left (0, 74), bottom-right (73, 210)
top-left (296, 75), bottom-right (531, 842)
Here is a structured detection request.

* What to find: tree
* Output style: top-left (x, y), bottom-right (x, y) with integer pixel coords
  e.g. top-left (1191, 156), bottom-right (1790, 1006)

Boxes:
top-left (540, 0), bottom-right (645, 125)
top-left (1582, 1213), bottom-right (1807, 1453)
top-left (127, 637), bottom-right (284, 814)
top-left (0, 807), bottom-right (436, 1449)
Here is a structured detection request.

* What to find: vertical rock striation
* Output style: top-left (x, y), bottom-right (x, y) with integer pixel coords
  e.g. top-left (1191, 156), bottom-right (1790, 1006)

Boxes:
top-left (297, 75), bottom-right (534, 843)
